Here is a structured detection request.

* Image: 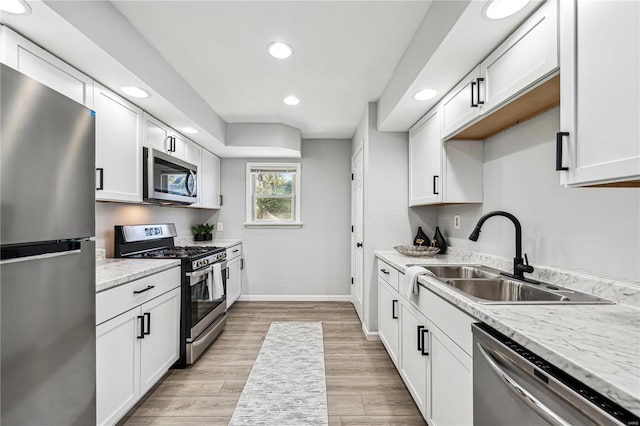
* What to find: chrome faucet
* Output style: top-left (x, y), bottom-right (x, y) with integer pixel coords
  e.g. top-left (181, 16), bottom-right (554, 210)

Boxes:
top-left (468, 211), bottom-right (537, 283)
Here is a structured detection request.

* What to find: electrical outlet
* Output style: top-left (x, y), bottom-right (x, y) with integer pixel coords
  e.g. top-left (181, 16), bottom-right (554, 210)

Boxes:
top-left (217, 222), bottom-right (223, 232)
top-left (454, 215), bottom-right (461, 230)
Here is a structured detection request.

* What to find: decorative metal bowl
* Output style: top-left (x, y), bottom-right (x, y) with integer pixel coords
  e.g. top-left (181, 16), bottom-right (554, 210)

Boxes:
top-left (393, 245), bottom-right (440, 257)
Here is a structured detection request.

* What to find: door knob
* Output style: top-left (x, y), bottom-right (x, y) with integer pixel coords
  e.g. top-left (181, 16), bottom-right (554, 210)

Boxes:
top-left (356, 242), bottom-right (363, 248)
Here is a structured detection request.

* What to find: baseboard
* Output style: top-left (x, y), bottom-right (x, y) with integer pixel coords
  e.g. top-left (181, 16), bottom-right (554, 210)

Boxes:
top-left (238, 295), bottom-right (352, 302)
top-left (361, 323), bottom-right (380, 341)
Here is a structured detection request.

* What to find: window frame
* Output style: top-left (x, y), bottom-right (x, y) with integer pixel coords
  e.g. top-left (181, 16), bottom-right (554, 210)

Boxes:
top-left (245, 162), bottom-right (302, 228)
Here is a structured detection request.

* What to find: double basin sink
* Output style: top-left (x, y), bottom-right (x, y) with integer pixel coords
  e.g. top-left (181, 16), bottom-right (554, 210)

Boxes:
top-left (409, 265), bottom-right (614, 305)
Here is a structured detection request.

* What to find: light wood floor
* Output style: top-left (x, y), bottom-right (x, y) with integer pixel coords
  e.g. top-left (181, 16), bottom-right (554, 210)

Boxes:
top-left (120, 301), bottom-right (427, 426)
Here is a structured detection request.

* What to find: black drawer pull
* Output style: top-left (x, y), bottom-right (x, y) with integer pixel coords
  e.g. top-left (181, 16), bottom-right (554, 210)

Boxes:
top-left (233, 249), bottom-right (239, 253)
top-left (392, 300), bottom-right (398, 319)
top-left (137, 316), bottom-right (145, 339)
top-left (433, 175), bottom-right (439, 195)
top-left (421, 328), bottom-right (429, 356)
top-left (380, 269), bottom-right (390, 275)
top-left (144, 312), bottom-right (151, 335)
top-left (556, 132), bottom-right (569, 171)
top-left (417, 325), bottom-right (424, 352)
top-left (470, 80), bottom-right (478, 107)
top-left (476, 77), bottom-right (485, 105)
top-left (96, 168), bottom-right (104, 190)
top-left (133, 285), bottom-right (155, 294)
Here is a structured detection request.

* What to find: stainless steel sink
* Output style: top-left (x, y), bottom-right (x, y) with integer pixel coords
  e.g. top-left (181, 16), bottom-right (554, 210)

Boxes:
top-left (409, 264), bottom-right (615, 305)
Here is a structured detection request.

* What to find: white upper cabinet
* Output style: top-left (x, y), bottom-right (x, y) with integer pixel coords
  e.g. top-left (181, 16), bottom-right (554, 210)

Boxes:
top-left (480, 1), bottom-right (558, 112)
top-left (409, 107), bottom-right (483, 206)
top-left (558, 0), bottom-right (640, 187)
top-left (441, 67), bottom-right (482, 139)
top-left (142, 113), bottom-right (173, 154)
top-left (94, 84), bottom-right (143, 203)
top-left (0, 26), bottom-right (93, 108)
top-left (199, 149), bottom-right (222, 209)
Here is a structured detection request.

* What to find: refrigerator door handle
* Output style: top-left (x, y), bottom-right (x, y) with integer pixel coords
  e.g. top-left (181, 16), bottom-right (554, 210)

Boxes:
top-left (0, 249), bottom-right (81, 265)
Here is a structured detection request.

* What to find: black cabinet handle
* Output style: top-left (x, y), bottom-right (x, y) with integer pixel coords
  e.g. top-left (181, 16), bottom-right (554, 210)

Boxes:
top-left (144, 312), bottom-right (151, 335)
top-left (357, 242), bottom-right (363, 248)
top-left (556, 132), bottom-right (569, 171)
top-left (233, 249), bottom-right (239, 253)
top-left (240, 259), bottom-right (244, 270)
top-left (421, 328), bottom-right (429, 356)
top-left (380, 269), bottom-right (390, 275)
top-left (171, 137), bottom-right (176, 152)
top-left (133, 285), bottom-right (155, 295)
top-left (433, 175), bottom-right (439, 195)
top-left (470, 80), bottom-right (478, 107)
top-left (476, 78), bottom-right (485, 105)
top-left (96, 168), bottom-right (104, 190)
top-left (392, 300), bottom-right (398, 319)
top-left (137, 316), bottom-right (145, 339)
top-left (417, 325), bottom-right (424, 352)
top-left (219, 195), bottom-right (224, 206)
top-left (226, 267), bottom-right (230, 280)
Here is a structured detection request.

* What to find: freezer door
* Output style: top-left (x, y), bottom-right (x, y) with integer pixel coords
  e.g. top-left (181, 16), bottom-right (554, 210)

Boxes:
top-left (1, 241), bottom-right (96, 425)
top-left (1, 64), bottom-right (95, 245)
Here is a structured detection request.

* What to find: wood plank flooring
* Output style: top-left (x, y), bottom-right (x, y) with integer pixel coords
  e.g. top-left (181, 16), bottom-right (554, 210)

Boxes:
top-left (120, 301), bottom-right (427, 426)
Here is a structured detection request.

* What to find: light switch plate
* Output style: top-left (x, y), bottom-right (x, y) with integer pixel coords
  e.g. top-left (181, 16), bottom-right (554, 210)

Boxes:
top-left (217, 222), bottom-right (223, 232)
top-left (454, 215), bottom-right (461, 229)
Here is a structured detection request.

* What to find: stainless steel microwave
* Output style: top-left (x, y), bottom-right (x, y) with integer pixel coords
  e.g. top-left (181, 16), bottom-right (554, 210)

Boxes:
top-left (143, 147), bottom-right (198, 205)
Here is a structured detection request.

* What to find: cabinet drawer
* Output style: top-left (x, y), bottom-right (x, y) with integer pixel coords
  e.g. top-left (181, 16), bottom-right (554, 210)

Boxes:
top-left (378, 260), bottom-right (399, 291)
top-left (416, 278), bottom-right (476, 356)
top-left (226, 244), bottom-right (242, 261)
top-left (96, 267), bottom-right (180, 326)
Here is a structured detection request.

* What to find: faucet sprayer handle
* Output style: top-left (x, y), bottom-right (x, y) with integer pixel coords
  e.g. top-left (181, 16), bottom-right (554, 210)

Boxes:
top-left (521, 254), bottom-right (534, 274)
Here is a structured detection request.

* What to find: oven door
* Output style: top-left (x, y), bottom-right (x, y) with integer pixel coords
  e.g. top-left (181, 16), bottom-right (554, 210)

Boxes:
top-left (144, 147), bottom-right (198, 205)
top-left (187, 261), bottom-right (227, 341)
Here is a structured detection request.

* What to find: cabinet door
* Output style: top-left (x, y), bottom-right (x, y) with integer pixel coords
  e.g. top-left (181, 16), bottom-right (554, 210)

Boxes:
top-left (377, 279), bottom-right (400, 366)
top-left (441, 66), bottom-right (481, 139)
top-left (480, 1), bottom-right (558, 113)
top-left (427, 323), bottom-right (473, 426)
top-left (171, 133), bottom-right (190, 161)
top-left (1, 27), bottom-right (94, 107)
top-left (409, 109), bottom-right (442, 206)
top-left (226, 257), bottom-right (242, 308)
top-left (143, 113), bottom-right (171, 153)
top-left (96, 307), bottom-right (141, 426)
top-left (94, 84), bottom-right (143, 203)
top-left (559, 0), bottom-right (640, 186)
top-left (139, 288), bottom-right (181, 395)
top-left (200, 149), bottom-right (221, 209)
top-left (399, 301), bottom-right (428, 415)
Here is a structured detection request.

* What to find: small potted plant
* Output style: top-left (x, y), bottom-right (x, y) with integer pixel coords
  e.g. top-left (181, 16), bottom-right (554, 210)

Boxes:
top-left (192, 223), bottom-right (215, 241)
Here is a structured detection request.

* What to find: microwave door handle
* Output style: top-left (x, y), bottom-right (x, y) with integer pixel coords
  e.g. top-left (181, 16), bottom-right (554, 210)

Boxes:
top-left (476, 343), bottom-right (572, 426)
top-left (187, 170), bottom-right (197, 196)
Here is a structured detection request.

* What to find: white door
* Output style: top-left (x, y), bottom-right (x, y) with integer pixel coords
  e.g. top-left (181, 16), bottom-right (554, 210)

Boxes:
top-left (399, 301), bottom-right (428, 415)
top-left (559, 0), bottom-right (640, 186)
top-left (441, 66), bottom-right (482, 139)
top-left (171, 133), bottom-right (190, 161)
top-left (143, 113), bottom-right (171, 153)
top-left (377, 279), bottom-right (400, 367)
top-left (96, 307), bottom-right (141, 426)
top-left (351, 147), bottom-right (364, 321)
top-left (94, 84), bottom-right (142, 203)
top-left (227, 257), bottom-right (242, 308)
top-left (139, 288), bottom-right (181, 395)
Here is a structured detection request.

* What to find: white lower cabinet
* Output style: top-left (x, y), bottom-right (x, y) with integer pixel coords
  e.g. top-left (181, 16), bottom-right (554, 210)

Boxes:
top-left (377, 278), bottom-right (400, 367)
top-left (377, 263), bottom-right (475, 424)
top-left (399, 300), bottom-right (428, 416)
top-left (96, 272), bottom-right (181, 426)
top-left (226, 256), bottom-right (242, 308)
top-left (427, 322), bottom-right (473, 426)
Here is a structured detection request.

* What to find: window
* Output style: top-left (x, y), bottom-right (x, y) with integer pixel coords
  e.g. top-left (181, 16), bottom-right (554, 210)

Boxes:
top-left (246, 163), bottom-right (302, 227)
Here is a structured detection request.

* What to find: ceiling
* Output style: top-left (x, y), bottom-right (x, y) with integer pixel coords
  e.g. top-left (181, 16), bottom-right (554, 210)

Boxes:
top-left (1, 0), bottom-right (542, 154)
top-left (111, 1), bottom-right (432, 139)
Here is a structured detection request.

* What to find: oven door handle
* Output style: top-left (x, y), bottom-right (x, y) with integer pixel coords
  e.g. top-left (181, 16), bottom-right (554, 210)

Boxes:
top-left (476, 343), bottom-right (572, 426)
top-left (187, 265), bottom-right (213, 279)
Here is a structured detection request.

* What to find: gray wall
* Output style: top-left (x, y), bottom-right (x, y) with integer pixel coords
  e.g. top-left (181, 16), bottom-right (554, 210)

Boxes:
top-left (438, 107), bottom-right (640, 283)
top-left (96, 202), bottom-right (205, 257)
top-left (203, 138), bottom-right (352, 297)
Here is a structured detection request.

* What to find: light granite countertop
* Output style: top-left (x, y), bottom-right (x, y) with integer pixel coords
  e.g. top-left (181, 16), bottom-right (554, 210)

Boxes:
top-left (376, 249), bottom-right (640, 416)
top-left (173, 236), bottom-right (242, 249)
top-left (96, 258), bottom-right (181, 293)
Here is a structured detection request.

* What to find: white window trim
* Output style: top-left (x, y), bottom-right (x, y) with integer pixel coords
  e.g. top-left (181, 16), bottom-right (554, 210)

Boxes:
top-left (245, 162), bottom-right (302, 228)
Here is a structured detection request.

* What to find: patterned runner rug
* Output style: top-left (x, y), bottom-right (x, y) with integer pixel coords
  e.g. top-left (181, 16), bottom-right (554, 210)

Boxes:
top-left (229, 322), bottom-right (328, 425)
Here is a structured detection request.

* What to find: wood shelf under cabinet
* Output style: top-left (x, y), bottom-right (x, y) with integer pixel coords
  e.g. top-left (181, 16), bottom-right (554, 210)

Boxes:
top-left (450, 74), bottom-right (560, 141)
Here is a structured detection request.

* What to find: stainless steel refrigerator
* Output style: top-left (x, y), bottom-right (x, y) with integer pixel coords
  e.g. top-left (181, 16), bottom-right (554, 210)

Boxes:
top-left (0, 64), bottom-right (96, 425)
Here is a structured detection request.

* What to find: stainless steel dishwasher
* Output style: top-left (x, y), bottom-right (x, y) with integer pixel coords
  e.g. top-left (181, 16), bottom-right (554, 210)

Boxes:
top-left (472, 323), bottom-right (639, 426)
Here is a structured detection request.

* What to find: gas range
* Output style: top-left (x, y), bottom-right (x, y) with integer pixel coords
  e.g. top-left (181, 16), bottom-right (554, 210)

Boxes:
top-left (114, 223), bottom-right (228, 367)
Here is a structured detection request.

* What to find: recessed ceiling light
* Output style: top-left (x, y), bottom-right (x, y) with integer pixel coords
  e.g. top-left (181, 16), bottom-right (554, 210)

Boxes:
top-left (413, 89), bottom-right (438, 101)
top-left (483, 0), bottom-right (529, 20)
top-left (0, 0), bottom-right (31, 15)
top-left (119, 86), bottom-right (150, 99)
top-left (268, 42), bottom-right (294, 59)
top-left (182, 127), bottom-right (199, 135)
top-left (284, 95), bottom-right (300, 106)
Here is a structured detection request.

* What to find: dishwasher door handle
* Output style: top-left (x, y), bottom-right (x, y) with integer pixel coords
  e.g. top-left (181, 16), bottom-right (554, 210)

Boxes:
top-left (476, 343), bottom-right (572, 426)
